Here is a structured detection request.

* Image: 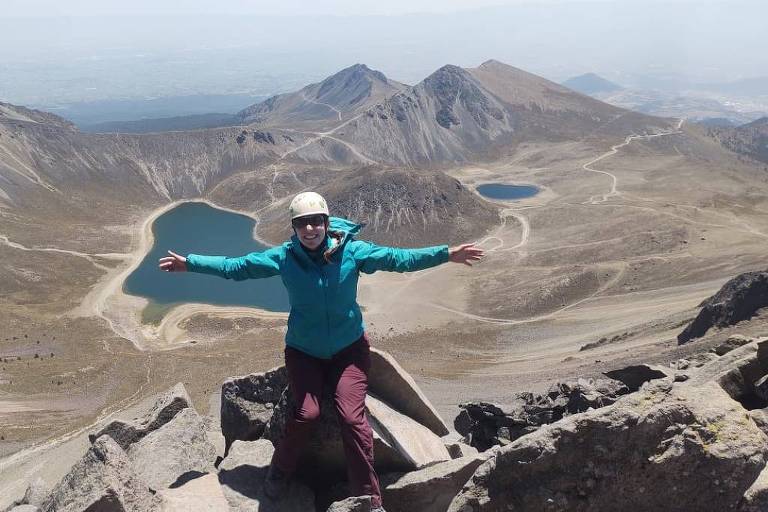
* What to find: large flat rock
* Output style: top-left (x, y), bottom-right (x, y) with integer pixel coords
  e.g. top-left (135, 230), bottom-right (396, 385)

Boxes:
top-left (217, 440), bottom-right (315, 511)
top-left (366, 394), bottom-right (451, 469)
top-left (369, 348), bottom-right (449, 436)
top-left (128, 407), bottom-right (218, 491)
top-left (381, 450), bottom-right (497, 512)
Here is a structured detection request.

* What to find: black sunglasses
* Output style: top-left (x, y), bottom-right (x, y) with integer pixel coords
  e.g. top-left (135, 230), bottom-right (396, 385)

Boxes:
top-left (292, 214), bottom-right (327, 229)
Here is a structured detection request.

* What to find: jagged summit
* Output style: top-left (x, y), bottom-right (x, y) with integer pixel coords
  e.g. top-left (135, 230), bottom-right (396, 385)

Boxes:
top-left (238, 63), bottom-right (406, 128)
top-left (322, 59), bottom-right (667, 165)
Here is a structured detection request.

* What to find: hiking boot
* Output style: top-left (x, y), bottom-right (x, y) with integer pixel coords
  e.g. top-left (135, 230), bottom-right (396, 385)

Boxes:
top-left (263, 463), bottom-right (289, 499)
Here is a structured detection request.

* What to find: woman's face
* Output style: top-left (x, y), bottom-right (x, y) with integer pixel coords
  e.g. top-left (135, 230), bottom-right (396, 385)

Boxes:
top-left (292, 214), bottom-right (328, 250)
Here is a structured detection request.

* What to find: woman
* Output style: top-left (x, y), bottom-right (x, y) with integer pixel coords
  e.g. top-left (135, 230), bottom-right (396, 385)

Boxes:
top-left (158, 192), bottom-right (484, 511)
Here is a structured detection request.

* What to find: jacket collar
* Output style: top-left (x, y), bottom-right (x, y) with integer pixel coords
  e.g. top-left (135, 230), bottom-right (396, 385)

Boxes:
top-left (288, 216), bottom-right (363, 263)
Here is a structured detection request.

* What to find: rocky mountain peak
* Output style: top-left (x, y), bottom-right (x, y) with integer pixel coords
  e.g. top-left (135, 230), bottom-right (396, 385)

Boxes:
top-left (315, 63), bottom-right (390, 104)
top-left (238, 63), bottom-right (402, 127)
top-left (421, 65), bottom-right (500, 129)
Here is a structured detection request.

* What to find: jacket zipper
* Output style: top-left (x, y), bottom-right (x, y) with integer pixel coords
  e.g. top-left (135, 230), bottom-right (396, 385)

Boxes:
top-left (319, 263), bottom-right (331, 358)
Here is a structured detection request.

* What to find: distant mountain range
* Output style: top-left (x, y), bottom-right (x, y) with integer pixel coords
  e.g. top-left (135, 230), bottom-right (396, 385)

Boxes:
top-left (0, 60), bottom-right (674, 244)
top-left (561, 72), bottom-right (767, 127)
top-left (561, 73), bottom-right (623, 96)
top-left (79, 113), bottom-right (240, 134)
top-left (245, 60), bottom-right (667, 166)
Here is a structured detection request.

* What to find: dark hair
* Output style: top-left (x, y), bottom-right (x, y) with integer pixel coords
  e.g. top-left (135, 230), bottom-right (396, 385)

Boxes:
top-left (324, 229), bottom-right (344, 263)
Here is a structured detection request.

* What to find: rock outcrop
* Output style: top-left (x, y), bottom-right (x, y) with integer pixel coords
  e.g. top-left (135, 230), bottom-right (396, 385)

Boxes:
top-left (454, 378), bottom-right (629, 450)
top-left (128, 407), bottom-right (217, 490)
top-left (678, 270), bottom-right (768, 343)
top-left (40, 436), bottom-right (161, 512)
top-left (23, 341), bottom-right (768, 512)
top-left (89, 383), bottom-right (192, 450)
top-left (220, 366), bottom-right (288, 455)
top-left (449, 378), bottom-right (768, 512)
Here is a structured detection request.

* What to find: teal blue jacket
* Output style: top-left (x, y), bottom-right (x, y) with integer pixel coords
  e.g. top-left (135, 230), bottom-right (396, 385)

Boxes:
top-left (186, 217), bottom-right (449, 359)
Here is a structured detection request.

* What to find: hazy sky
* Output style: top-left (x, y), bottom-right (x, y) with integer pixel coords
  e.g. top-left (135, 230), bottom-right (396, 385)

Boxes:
top-left (0, 0), bottom-right (722, 17)
top-left (1, 0), bottom-right (765, 106)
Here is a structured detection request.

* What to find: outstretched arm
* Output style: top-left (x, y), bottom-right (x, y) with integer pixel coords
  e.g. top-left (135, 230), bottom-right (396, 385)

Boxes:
top-left (158, 247), bottom-right (284, 280)
top-left (355, 241), bottom-right (484, 274)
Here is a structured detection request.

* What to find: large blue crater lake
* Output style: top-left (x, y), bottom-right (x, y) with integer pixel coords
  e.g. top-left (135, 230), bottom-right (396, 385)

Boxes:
top-left (476, 183), bottom-right (540, 200)
top-left (124, 202), bottom-right (289, 322)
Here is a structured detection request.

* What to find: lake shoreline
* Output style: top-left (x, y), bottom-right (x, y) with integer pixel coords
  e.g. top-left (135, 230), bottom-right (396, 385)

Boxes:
top-left (68, 198), bottom-right (291, 352)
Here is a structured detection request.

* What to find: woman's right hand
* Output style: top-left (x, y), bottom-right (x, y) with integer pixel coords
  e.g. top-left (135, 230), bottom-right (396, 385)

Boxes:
top-left (158, 250), bottom-right (188, 272)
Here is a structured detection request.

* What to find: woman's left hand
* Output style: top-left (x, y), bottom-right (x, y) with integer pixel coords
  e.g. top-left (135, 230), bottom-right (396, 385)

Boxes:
top-left (448, 244), bottom-right (485, 266)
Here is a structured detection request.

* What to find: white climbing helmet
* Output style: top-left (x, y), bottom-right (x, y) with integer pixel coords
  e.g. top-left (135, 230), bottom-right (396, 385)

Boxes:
top-left (288, 192), bottom-right (329, 219)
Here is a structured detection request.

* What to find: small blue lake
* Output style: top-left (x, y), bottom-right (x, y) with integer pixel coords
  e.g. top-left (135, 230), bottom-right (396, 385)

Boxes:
top-left (123, 202), bottom-right (289, 322)
top-left (476, 183), bottom-right (540, 200)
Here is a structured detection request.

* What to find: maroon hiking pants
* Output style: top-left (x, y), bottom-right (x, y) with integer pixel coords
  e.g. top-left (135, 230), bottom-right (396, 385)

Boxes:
top-left (271, 334), bottom-right (382, 507)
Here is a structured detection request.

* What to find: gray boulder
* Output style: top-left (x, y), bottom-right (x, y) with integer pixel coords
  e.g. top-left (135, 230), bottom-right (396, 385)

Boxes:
top-left (128, 407), bottom-right (218, 491)
top-left (90, 383), bottom-right (192, 450)
top-left (366, 394), bottom-right (451, 468)
top-left (8, 507), bottom-right (39, 512)
top-left (448, 380), bottom-right (768, 512)
top-left (454, 378), bottom-right (629, 450)
top-left (220, 366), bottom-right (288, 454)
top-left (678, 270), bottom-right (768, 343)
top-left (381, 450), bottom-right (498, 512)
top-left (326, 496), bottom-right (372, 512)
top-left (713, 335), bottom-right (754, 356)
top-left (217, 439), bottom-right (315, 511)
top-left (40, 435), bottom-right (161, 512)
top-left (369, 348), bottom-right (450, 436)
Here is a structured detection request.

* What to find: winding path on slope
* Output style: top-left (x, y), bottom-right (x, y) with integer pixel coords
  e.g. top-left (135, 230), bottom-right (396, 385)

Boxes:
top-left (0, 235), bottom-right (128, 271)
top-left (425, 119), bottom-right (690, 324)
top-left (300, 92), bottom-right (343, 122)
top-left (583, 118), bottom-right (685, 205)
